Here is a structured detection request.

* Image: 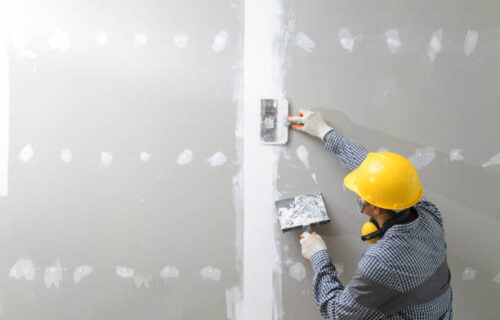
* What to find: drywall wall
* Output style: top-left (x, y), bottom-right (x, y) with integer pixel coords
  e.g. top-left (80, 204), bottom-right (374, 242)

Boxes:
top-left (1, 0), bottom-right (242, 319)
top-left (2, 0), bottom-right (500, 319)
top-left (277, 0), bottom-right (500, 319)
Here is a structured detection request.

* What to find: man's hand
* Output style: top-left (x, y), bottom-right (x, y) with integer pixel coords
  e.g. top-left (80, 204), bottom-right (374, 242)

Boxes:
top-left (287, 109), bottom-right (333, 141)
top-left (300, 232), bottom-right (328, 260)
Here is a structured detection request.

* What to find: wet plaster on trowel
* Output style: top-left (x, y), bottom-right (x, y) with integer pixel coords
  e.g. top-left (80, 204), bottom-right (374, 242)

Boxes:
top-left (0, 25), bottom-right (9, 196)
top-left (241, 0), bottom-right (286, 318)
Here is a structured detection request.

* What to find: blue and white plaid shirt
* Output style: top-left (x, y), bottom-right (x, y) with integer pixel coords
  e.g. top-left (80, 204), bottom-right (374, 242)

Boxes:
top-left (310, 129), bottom-right (453, 319)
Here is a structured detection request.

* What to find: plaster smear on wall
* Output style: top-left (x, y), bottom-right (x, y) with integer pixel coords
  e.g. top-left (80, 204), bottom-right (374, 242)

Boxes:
top-left (19, 144), bottom-right (34, 162)
top-left (241, 0), bottom-right (287, 317)
top-left (95, 31), bottom-right (107, 45)
top-left (482, 152), bottom-right (500, 167)
top-left (139, 151), bottom-right (152, 162)
top-left (160, 265), bottom-right (180, 279)
top-left (338, 27), bottom-right (360, 52)
top-left (385, 29), bottom-right (401, 54)
top-left (212, 30), bottom-right (229, 53)
top-left (464, 30), bottom-right (478, 56)
top-left (49, 29), bottom-right (71, 53)
top-left (177, 149), bottom-right (193, 165)
top-left (0, 28), bottom-right (9, 197)
top-left (296, 145), bottom-right (310, 169)
top-left (60, 148), bottom-right (73, 163)
top-left (133, 33), bottom-right (148, 47)
top-left (134, 275), bottom-right (153, 289)
top-left (294, 31), bottom-right (316, 53)
top-left (427, 29), bottom-right (443, 62)
top-left (311, 173), bottom-right (318, 184)
top-left (462, 266), bottom-right (477, 281)
top-left (73, 265), bottom-right (93, 284)
top-left (116, 266), bottom-right (135, 278)
top-left (408, 146), bottom-right (435, 170)
top-left (44, 260), bottom-right (63, 288)
top-left (449, 149), bottom-right (464, 162)
top-left (173, 35), bottom-right (189, 49)
top-left (100, 152), bottom-right (113, 167)
top-left (11, 32), bottom-right (37, 60)
top-left (493, 272), bottom-right (500, 284)
top-left (206, 151), bottom-right (227, 166)
top-left (288, 262), bottom-right (306, 282)
top-left (9, 258), bottom-right (35, 281)
top-left (226, 286), bottom-right (243, 320)
top-left (200, 266), bottom-right (222, 281)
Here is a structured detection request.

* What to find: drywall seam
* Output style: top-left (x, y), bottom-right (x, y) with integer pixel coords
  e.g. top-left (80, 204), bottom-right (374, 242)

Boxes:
top-left (242, 0), bottom-right (285, 318)
top-left (0, 7), bottom-right (9, 197)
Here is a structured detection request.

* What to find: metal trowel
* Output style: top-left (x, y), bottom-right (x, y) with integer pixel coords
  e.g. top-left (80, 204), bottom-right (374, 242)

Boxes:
top-left (260, 99), bottom-right (289, 145)
top-left (274, 192), bottom-right (330, 234)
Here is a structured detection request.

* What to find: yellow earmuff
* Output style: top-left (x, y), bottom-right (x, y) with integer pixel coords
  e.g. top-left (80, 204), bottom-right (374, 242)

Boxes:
top-left (361, 221), bottom-right (380, 244)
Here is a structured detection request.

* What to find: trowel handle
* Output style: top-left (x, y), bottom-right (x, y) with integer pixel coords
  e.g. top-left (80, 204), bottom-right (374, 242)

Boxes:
top-left (303, 225), bottom-right (312, 234)
top-left (300, 226), bottom-right (318, 239)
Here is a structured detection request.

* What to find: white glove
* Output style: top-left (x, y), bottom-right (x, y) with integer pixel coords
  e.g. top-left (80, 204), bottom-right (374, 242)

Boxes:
top-left (288, 109), bottom-right (333, 141)
top-left (300, 232), bottom-right (327, 260)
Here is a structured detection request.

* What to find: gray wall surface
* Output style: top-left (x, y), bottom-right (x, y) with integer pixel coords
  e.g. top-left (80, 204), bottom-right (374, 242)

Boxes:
top-left (1, 0), bottom-right (500, 319)
top-left (1, 0), bottom-right (242, 319)
top-left (279, 0), bottom-right (500, 319)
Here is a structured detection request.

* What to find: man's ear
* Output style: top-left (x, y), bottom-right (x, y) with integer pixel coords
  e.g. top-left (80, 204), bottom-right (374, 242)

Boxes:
top-left (372, 206), bottom-right (382, 216)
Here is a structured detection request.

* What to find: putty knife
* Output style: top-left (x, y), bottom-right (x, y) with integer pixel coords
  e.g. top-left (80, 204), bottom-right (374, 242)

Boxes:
top-left (275, 192), bottom-right (330, 233)
top-left (260, 99), bottom-right (289, 145)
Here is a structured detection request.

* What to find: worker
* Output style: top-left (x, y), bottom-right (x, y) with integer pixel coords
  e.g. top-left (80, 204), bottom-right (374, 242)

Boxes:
top-left (287, 109), bottom-right (453, 319)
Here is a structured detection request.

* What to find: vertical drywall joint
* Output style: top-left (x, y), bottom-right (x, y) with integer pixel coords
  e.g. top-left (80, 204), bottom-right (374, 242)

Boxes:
top-left (0, 2), bottom-right (10, 197)
top-left (242, 0), bottom-right (285, 319)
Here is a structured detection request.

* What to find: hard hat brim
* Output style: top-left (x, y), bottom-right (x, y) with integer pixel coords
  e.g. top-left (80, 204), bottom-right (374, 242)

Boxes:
top-left (343, 169), bottom-right (361, 196)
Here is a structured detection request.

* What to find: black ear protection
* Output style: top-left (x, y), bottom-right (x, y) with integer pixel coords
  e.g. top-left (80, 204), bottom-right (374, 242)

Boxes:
top-left (361, 208), bottom-right (414, 243)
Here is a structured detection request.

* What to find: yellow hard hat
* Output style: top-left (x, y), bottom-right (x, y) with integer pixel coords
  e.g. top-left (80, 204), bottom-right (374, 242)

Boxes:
top-left (344, 152), bottom-right (423, 211)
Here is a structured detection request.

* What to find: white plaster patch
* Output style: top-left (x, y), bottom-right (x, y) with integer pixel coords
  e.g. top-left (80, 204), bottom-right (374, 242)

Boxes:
top-left (134, 275), bottom-right (152, 289)
top-left (173, 34), bottom-right (189, 49)
top-left (116, 266), bottom-right (135, 278)
top-left (377, 147), bottom-right (390, 153)
top-left (338, 27), bottom-right (359, 52)
top-left (311, 173), bottom-right (318, 184)
top-left (334, 262), bottom-right (344, 277)
top-left (288, 262), bottom-right (306, 282)
top-left (212, 30), bottom-right (229, 53)
top-left (482, 152), bottom-right (500, 167)
top-left (385, 29), bottom-right (401, 54)
top-left (206, 151), bottom-right (227, 167)
top-left (493, 272), bottom-right (500, 284)
top-left (160, 265), bottom-right (180, 279)
top-left (11, 32), bottom-right (37, 59)
top-left (44, 260), bottom-right (63, 288)
top-left (95, 31), bottom-right (107, 45)
top-left (449, 149), bottom-right (464, 162)
top-left (200, 266), bottom-right (222, 281)
top-left (464, 30), bottom-right (478, 56)
top-left (133, 33), bottom-right (148, 47)
top-left (408, 146), bottom-right (436, 170)
top-left (462, 266), bottom-right (477, 281)
top-left (19, 144), bottom-right (34, 162)
top-left (60, 148), bottom-right (73, 163)
top-left (226, 286), bottom-right (243, 320)
top-left (49, 29), bottom-right (71, 53)
top-left (0, 29), bottom-right (8, 197)
top-left (9, 258), bottom-right (35, 281)
top-left (177, 149), bottom-right (193, 165)
top-left (294, 31), bottom-right (316, 53)
top-left (296, 145), bottom-right (310, 169)
top-left (73, 265), bottom-right (93, 284)
top-left (139, 151), bottom-right (152, 162)
top-left (100, 152), bottom-right (113, 167)
top-left (284, 258), bottom-right (293, 266)
top-left (427, 29), bottom-right (443, 62)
